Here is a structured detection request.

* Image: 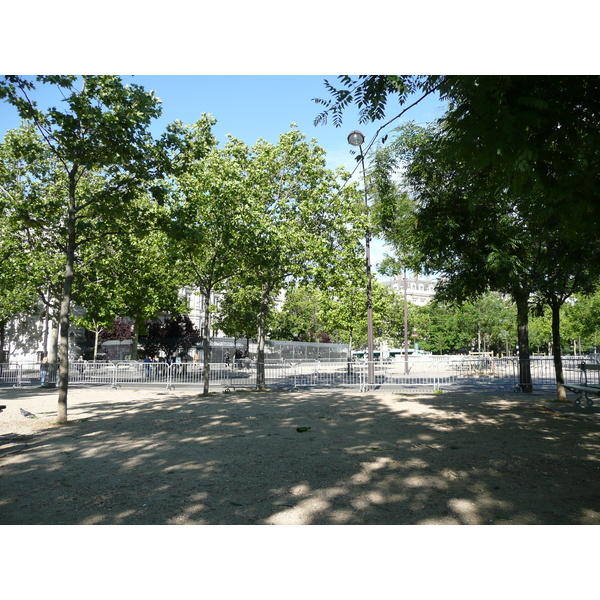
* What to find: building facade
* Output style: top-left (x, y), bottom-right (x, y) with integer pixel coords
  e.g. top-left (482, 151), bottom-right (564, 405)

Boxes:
top-left (381, 274), bottom-right (438, 306)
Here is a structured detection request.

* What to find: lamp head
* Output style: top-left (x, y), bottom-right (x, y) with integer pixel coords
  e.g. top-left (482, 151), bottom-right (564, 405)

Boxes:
top-left (347, 130), bottom-right (365, 147)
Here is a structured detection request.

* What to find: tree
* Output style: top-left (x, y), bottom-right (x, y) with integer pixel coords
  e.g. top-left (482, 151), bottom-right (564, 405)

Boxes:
top-left (139, 314), bottom-right (201, 359)
top-left (432, 76), bottom-right (600, 236)
top-left (564, 289), bottom-right (600, 353)
top-left (0, 123), bottom-right (65, 361)
top-left (319, 283), bottom-right (365, 348)
top-left (0, 217), bottom-right (44, 360)
top-left (527, 224), bottom-right (600, 399)
top-left (238, 127), bottom-right (364, 389)
top-left (370, 121), bottom-right (600, 396)
top-left (166, 123), bottom-right (248, 394)
top-left (74, 223), bottom-right (186, 361)
top-left (270, 283), bottom-right (327, 342)
top-left (0, 75), bottom-right (163, 422)
top-left (416, 302), bottom-right (472, 355)
top-left (213, 282), bottom-right (262, 351)
top-left (370, 123), bottom-right (537, 389)
top-left (313, 76), bottom-right (429, 129)
top-left (315, 75), bottom-right (600, 236)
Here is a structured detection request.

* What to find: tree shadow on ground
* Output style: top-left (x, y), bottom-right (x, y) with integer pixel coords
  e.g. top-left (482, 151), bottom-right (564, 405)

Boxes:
top-left (1, 389), bottom-right (599, 524)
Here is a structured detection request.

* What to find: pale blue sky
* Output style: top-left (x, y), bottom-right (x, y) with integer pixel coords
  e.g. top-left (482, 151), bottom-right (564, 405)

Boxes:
top-left (0, 75), bottom-right (446, 167)
top-left (0, 75), bottom-right (447, 269)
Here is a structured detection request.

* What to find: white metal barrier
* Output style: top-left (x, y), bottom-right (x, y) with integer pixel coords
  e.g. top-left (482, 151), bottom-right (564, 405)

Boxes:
top-left (0, 356), bottom-right (595, 393)
top-left (0, 363), bottom-right (25, 387)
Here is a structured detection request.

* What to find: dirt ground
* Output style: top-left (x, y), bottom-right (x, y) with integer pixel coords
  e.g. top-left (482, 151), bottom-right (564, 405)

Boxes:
top-left (1, 384), bottom-right (600, 525)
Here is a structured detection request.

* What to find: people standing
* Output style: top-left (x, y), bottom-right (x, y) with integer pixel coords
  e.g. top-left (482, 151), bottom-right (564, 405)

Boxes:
top-left (40, 357), bottom-right (49, 387)
top-left (143, 356), bottom-right (152, 377)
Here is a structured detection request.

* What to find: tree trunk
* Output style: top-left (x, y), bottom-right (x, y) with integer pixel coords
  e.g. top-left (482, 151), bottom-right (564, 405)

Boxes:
top-left (42, 305), bottom-right (49, 359)
top-left (93, 327), bottom-right (100, 362)
top-left (256, 285), bottom-right (270, 391)
top-left (57, 176), bottom-right (78, 423)
top-left (347, 329), bottom-right (353, 376)
top-left (0, 321), bottom-right (6, 363)
top-left (515, 292), bottom-right (533, 392)
top-left (131, 320), bottom-right (139, 360)
top-left (202, 288), bottom-right (212, 395)
top-left (48, 318), bottom-right (59, 363)
top-left (551, 299), bottom-right (567, 401)
top-left (57, 257), bottom-right (74, 423)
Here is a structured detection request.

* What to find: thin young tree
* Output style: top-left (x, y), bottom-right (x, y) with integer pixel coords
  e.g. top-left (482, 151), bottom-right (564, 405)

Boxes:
top-left (0, 76), bottom-right (163, 422)
top-left (166, 125), bottom-right (249, 395)
top-left (240, 127), bottom-right (364, 389)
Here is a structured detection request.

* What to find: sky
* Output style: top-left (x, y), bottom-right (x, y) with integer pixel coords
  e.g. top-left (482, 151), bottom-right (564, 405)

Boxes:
top-left (0, 75), bottom-right (448, 272)
top-left (0, 75), bottom-right (447, 168)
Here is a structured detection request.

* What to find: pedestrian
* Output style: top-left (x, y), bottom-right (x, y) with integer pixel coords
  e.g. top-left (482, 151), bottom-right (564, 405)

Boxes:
top-left (181, 353), bottom-right (188, 378)
top-left (40, 357), bottom-right (49, 387)
top-left (76, 355), bottom-right (85, 378)
top-left (224, 351), bottom-right (230, 366)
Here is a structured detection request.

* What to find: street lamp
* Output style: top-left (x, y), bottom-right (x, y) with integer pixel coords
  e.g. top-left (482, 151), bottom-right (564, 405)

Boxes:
top-left (403, 268), bottom-right (409, 375)
top-left (348, 130), bottom-right (375, 386)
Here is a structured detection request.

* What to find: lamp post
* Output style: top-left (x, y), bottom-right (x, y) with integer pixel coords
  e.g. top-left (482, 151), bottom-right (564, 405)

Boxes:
top-left (403, 267), bottom-right (409, 375)
top-left (348, 130), bottom-right (375, 386)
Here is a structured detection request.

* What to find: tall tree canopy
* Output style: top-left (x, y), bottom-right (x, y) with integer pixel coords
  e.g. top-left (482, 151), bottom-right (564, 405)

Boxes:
top-left (367, 110), bottom-right (600, 396)
top-left (165, 121), bottom-right (249, 394)
top-left (0, 75), bottom-right (163, 422)
top-left (315, 75), bottom-right (600, 235)
top-left (234, 127), bottom-right (364, 389)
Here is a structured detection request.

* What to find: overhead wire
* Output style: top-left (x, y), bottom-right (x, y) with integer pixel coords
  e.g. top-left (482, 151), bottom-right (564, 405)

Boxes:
top-left (337, 87), bottom-right (441, 193)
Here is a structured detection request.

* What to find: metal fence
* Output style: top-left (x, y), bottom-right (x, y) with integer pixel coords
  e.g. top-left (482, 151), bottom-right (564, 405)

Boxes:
top-left (1, 356), bottom-right (596, 394)
top-left (429, 355), bottom-right (594, 392)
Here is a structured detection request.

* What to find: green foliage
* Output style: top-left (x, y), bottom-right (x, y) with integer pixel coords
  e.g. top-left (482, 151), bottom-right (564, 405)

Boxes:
top-left (313, 76), bottom-right (424, 127)
top-left (158, 115), bottom-right (218, 176)
top-left (224, 127), bottom-right (365, 387)
top-left (0, 123), bottom-right (65, 328)
top-left (0, 214), bottom-right (45, 326)
top-left (434, 76), bottom-right (600, 234)
top-left (73, 225), bottom-right (186, 334)
top-left (316, 75), bottom-right (600, 236)
top-left (270, 283), bottom-right (325, 342)
top-left (412, 294), bottom-right (517, 355)
top-left (1, 75), bottom-right (163, 420)
top-left (371, 116), bottom-right (600, 393)
top-left (213, 283), bottom-right (262, 342)
top-left (168, 130), bottom-right (248, 298)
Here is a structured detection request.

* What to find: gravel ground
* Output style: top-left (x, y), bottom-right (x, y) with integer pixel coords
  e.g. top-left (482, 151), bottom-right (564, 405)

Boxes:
top-left (1, 384), bottom-right (600, 525)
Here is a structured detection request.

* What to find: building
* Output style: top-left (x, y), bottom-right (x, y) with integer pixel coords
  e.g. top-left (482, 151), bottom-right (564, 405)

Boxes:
top-left (381, 274), bottom-right (437, 306)
top-left (181, 286), bottom-right (224, 337)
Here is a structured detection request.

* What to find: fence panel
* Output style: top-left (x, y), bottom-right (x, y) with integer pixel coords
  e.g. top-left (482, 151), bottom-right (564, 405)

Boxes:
top-left (3, 356), bottom-right (597, 394)
top-left (355, 361), bottom-right (456, 392)
top-left (288, 360), bottom-right (361, 389)
top-left (0, 363), bottom-right (23, 386)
